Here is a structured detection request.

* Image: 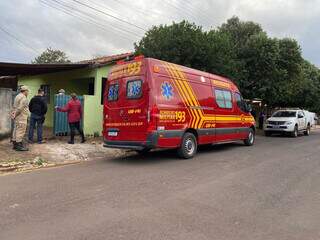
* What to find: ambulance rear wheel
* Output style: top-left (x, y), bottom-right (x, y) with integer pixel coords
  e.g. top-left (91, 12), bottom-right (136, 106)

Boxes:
top-left (178, 132), bottom-right (197, 159)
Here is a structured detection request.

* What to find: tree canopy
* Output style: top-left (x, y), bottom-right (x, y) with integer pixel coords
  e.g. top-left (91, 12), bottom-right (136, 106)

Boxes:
top-left (32, 47), bottom-right (71, 64)
top-left (135, 17), bottom-right (320, 113)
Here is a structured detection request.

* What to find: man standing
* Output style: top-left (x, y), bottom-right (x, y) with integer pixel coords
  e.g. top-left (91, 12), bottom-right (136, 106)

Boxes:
top-left (11, 85), bottom-right (30, 151)
top-left (28, 89), bottom-right (47, 144)
top-left (55, 93), bottom-right (85, 144)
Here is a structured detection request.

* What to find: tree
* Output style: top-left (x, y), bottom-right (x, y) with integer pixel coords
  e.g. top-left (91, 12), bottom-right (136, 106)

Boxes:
top-left (134, 17), bottom-right (319, 112)
top-left (135, 21), bottom-right (207, 70)
top-left (32, 47), bottom-right (71, 64)
top-left (219, 16), bottom-right (264, 48)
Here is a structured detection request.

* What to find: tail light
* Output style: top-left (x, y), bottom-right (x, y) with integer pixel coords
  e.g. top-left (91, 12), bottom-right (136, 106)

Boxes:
top-left (147, 105), bottom-right (159, 132)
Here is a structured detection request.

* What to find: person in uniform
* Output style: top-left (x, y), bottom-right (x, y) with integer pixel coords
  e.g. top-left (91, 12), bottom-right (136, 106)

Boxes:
top-left (11, 85), bottom-right (30, 151)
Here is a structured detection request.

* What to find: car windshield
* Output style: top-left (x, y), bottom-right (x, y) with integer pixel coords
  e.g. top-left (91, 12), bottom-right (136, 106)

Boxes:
top-left (272, 111), bottom-right (296, 118)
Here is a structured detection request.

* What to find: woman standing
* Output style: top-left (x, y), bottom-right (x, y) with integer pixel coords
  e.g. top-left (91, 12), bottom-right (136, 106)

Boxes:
top-left (55, 93), bottom-right (85, 144)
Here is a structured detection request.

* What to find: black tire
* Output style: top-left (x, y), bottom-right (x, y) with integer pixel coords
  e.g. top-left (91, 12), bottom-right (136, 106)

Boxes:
top-left (244, 128), bottom-right (255, 146)
top-left (136, 148), bottom-right (151, 155)
top-left (304, 124), bottom-right (311, 136)
top-left (264, 131), bottom-right (271, 137)
top-left (291, 125), bottom-right (298, 138)
top-left (178, 132), bottom-right (197, 159)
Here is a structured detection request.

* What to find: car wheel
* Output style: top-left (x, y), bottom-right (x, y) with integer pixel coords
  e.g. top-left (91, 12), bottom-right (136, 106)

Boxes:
top-left (292, 125), bottom-right (298, 138)
top-left (244, 128), bottom-right (255, 146)
top-left (304, 124), bottom-right (311, 136)
top-left (178, 132), bottom-right (197, 159)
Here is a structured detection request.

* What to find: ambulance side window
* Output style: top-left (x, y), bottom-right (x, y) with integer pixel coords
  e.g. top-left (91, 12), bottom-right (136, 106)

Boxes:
top-left (235, 92), bottom-right (245, 112)
top-left (127, 80), bottom-right (142, 99)
top-left (215, 89), bottom-right (233, 109)
top-left (107, 84), bottom-right (119, 102)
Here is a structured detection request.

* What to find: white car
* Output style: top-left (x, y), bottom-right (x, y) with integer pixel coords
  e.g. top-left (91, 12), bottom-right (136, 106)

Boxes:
top-left (264, 110), bottom-right (311, 137)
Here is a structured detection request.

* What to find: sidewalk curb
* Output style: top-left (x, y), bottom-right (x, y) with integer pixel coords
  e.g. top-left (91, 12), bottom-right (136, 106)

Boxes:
top-left (0, 160), bottom-right (82, 175)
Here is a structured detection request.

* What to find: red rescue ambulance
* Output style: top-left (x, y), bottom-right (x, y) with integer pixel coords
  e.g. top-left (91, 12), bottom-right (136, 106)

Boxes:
top-left (103, 56), bottom-right (255, 158)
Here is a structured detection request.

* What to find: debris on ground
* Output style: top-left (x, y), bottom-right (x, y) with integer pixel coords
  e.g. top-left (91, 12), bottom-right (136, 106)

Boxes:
top-left (0, 137), bottom-right (124, 174)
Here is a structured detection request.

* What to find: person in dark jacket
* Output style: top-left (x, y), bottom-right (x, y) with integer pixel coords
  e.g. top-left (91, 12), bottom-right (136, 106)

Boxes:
top-left (28, 89), bottom-right (47, 144)
top-left (55, 93), bottom-right (85, 144)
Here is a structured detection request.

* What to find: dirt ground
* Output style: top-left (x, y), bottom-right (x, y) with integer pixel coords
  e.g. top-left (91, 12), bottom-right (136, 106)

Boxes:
top-left (0, 136), bottom-right (124, 173)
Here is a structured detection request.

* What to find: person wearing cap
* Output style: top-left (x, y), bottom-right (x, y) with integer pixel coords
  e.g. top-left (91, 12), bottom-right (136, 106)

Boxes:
top-left (28, 88), bottom-right (48, 144)
top-left (55, 93), bottom-right (85, 144)
top-left (11, 85), bottom-right (30, 151)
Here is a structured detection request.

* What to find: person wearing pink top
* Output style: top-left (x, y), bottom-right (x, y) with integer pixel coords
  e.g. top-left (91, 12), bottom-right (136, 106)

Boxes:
top-left (55, 93), bottom-right (85, 144)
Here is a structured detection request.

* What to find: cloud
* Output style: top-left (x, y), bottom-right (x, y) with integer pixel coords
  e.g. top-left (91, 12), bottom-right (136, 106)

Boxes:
top-left (0, 0), bottom-right (319, 66)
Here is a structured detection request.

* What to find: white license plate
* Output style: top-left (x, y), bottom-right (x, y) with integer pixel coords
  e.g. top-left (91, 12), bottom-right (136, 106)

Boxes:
top-left (272, 125), bottom-right (280, 128)
top-left (108, 131), bottom-right (118, 136)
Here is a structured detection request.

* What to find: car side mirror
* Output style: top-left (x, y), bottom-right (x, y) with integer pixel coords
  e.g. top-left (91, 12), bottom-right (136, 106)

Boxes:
top-left (298, 115), bottom-right (304, 119)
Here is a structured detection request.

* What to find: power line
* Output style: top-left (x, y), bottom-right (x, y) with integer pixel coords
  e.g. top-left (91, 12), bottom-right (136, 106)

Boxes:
top-left (49, 0), bottom-right (141, 37)
top-left (183, 0), bottom-right (214, 25)
top-left (108, 0), bottom-right (174, 24)
top-left (39, 0), bottom-right (136, 41)
top-left (0, 25), bottom-right (40, 54)
top-left (163, 0), bottom-right (211, 26)
top-left (83, 0), bottom-right (150, 30)
top-left (42, 0), bottom-right (141, 38)
top-left (162, 0), bottom-right (200, 23)
top-left (69, 0), bottom-right (147, 32)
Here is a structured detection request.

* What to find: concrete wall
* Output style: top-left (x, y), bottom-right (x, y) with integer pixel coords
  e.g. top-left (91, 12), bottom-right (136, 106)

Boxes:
top-left (0, 88), bottom-right (13, 139)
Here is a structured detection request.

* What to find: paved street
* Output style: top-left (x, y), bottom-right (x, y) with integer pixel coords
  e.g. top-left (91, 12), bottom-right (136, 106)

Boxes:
top-left (1, 131), bottom-right (320, 240)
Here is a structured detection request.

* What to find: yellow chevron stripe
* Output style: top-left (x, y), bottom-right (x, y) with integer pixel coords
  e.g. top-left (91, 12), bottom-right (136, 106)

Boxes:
top-left (173, 64), bottom-right (204, 128)
top-left (168, 64), bottom-right (198, 128)
top-left (165, 63), bottom-right (197, 128)
top-left (164, 63), bottom-right (193, 126)
top-left (174, 65), bottom-right (201, 109)
top-left (164, 63), bottom-right (254, 129)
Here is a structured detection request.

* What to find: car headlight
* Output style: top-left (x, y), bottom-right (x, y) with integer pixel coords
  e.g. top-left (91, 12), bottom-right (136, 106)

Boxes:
top-left (285, 121), bottom-right (293, 125)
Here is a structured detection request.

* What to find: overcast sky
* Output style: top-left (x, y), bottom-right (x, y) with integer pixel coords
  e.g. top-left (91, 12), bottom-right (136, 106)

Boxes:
top-left (1, 0), bottom-right (320, 66)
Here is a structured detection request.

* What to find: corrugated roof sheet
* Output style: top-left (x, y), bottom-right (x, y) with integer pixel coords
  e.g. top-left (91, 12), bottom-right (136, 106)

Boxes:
top-left (0, 62), bottom-right (90, 76)
top-left (0, 52), bottom-right (134, 76)
top-left (79, 52), bottom-right (134, 64)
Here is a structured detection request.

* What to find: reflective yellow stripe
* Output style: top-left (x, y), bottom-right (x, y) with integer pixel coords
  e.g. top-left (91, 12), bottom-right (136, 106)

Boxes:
top-left (165, 63), bottom-right (197, 128)
top-left (163, 63), bottom-right (255, 129)
top-left (169, 64), bottom-right (199, 128)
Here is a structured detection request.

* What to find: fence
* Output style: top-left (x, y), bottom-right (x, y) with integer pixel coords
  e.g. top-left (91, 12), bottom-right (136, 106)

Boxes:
top-left (53, 94), bottom-right (84, 136)
top-left (0, 88), bottom-right (14, 139)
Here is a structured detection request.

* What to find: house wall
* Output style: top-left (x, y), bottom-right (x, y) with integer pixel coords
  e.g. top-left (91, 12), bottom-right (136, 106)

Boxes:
top-left (18, 67), bottom-right (96, 128)
top-left (18, 64), bottom-right (112, 136)
top-left (83, 65), bottom-right (111, 136)
top-left (0, 88), bottom-right (13, 139)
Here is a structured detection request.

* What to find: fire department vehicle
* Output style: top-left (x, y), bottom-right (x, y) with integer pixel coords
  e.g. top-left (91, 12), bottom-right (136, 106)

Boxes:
top-left (103, 56), bottom-right (255, 158)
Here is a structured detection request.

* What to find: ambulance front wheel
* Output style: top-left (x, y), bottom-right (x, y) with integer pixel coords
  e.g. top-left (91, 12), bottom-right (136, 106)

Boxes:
top-left (244, 128), bottom-right (255, 146)
top-left (178, 132), bottom-right (197, 159)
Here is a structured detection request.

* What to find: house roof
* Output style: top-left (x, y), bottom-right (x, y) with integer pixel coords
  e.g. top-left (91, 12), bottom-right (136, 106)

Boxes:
top-left (79, 52), bottom-right (134, 65)
top-left (0, 52), bottom-right (134, 76)
top-left (0, 62), bottom-right (90, 76)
